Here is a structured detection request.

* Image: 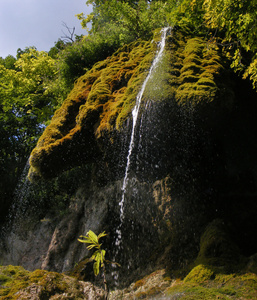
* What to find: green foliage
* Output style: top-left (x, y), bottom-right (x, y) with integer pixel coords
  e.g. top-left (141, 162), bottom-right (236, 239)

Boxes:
top-left (56, 33), bottom-right (122, 90)
top-left (78, 0), bottom-right (170, 40)
top-left (48, 39), bottom-right (67, 58)
top-left (168, 0), bottom-right (257, 90)
top-left (0, 48), bottom-right (60, 127)
top-left (168, 0), bottom-right (205, 31)
top-left (0, 48), bottom-right (65, 223)
top-left (78, 230), bottom-right (113, 299)
top-left (202, 0), bottom-right (257, 88)
top-left (78, 230), bottom-right (107, 276)
top-left (0, 55), bottom-right (16, 69)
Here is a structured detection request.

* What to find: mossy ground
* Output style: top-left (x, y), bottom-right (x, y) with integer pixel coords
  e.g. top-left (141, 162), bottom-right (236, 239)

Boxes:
top-left (108, 215), bottom-right (257, 299)
top-left (166, 265), bottom-right (257, 300)
top-left (108, 265), bottom-right (257, 299)
top-left (2, 264), bottom-right (256, 299)
top-left (0, 265), bottom-right (92, 299)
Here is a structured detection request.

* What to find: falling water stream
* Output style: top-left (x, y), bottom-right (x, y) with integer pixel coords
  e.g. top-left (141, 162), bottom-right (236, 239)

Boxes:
top-left (114, 28), bottom-right (170, 252)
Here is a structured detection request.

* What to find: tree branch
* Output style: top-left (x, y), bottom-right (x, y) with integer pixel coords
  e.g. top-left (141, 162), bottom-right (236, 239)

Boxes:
top-left (61, 22), bottom-right (75, 43)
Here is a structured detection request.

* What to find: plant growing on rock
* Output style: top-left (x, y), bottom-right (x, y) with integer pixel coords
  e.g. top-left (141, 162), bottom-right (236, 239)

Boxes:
top-left (78, 230), bottom-right (119, 299)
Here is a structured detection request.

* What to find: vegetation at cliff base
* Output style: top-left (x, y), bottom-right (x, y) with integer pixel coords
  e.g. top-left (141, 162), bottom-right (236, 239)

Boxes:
top-left (166, 265), bottom-right (257, 300)
top-left (0, 265), bottom-right (104, 299)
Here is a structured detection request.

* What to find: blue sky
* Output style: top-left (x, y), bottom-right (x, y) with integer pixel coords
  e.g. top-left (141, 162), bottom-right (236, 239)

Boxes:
top-left (0, 0), bottom-right (92, 58)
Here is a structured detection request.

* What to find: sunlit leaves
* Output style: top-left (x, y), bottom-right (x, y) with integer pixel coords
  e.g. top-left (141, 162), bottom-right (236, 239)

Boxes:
top-left (168, 0), bottom-right (205, 30)
top-left (170, 0), bottom-right (257, 90)
top-left (14, 49), bottom-right (59, 114)
top-left (78, 230), bottom-right (107, 248)
top-left (77, 0), bottom-right (170, 40)
top-left (92, 249), bottom-right (106, 275)
top-left (78, 230), bottom-right (107, 276)
top-left (243, 57), bottom-right (257, 89)
top-left (202, 0), bottom-right (257, 89)
top-left (0, 48), bottom-right (62, 211)
top-left (0, 49), bottom-right (60, 124)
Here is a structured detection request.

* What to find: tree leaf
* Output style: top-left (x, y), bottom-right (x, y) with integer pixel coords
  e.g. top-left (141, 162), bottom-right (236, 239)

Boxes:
top-left (93, 260), bottom-right (100, 276)
top-left (97, 231), bottom-right (107, 240)
top-left (87, 230), bottom-right (99, 244)
top-left (87, 244), bottom-right (97, 250)
top-left (101, 249), bottom-right (106, 263)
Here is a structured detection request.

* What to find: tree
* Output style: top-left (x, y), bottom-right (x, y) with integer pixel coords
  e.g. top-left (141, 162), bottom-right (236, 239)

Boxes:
top-left (77, 0), bottom-right (170, 40)
top-left (61, 22), bottom-right (76, 43)
top-left (168, 0), bottom-right (205, 31)
top-left (0, 55), bottom-right (16, 69)
top-left (169, 0), bottom-right (257, 89)
top-left (48, 39), bottom-right (67, 58)
top-left (202, 0), bottom-right (257, 89)
top-left (0, 48), bottom-right (60, 224)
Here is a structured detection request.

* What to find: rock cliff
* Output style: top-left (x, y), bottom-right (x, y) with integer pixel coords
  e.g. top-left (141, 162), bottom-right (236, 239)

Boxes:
top-left (1, 27), bottom-right (257, 293)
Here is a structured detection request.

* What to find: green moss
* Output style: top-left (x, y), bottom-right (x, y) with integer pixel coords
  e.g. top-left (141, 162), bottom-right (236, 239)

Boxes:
top-left (0, 274), bottom-right (12, 286)
top-left (163, 217), bottom-right (256, 299)
top-left (167, 30), bottom-right (228, 106)
top-left (184, 265), bottom-right (214, 284)
top-left (194, 219), bottom-right (241, 269)
top-left (166, 265), bottom-right (257, 300)
top-left (28, 31), bottom-right (162, 180)
top-left (0, 266), bottom-right (88, 299)
top-left (0, 266), bottom-right (30, 298)
top-left (28, 27), bottom-right (232, 180)
top-left (167, 284), bottom-right (230, 300)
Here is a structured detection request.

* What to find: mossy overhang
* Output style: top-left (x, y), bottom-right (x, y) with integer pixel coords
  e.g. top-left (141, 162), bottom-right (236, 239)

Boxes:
top-left (28, 27), bottom-right (231, 181)
top-left (28, 36), bottom-right (159, 180)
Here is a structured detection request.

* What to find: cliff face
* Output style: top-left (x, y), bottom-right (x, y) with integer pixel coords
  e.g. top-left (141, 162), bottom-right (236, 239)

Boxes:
top-left (2, 27), bottom-right (257, 287)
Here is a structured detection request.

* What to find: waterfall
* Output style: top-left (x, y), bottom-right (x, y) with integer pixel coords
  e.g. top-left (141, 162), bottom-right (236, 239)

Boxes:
top-left (115, 27), bottom-right (170, 249)
top-left (1, 159), bottom-right (31, 238)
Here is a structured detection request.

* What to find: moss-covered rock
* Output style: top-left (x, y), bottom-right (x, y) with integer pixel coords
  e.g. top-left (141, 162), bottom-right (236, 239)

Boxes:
top-left (167, 28), bottom-right (231, 106)
top-left (166, 265), bottom-right (257, 300)
top-left (194, 219), bottom-right (242, 269)
top-left (28, 37), bottom-right (157, 180)
top-left (184, 264), bottom-right (215, 284)
top-left (108, 266), bottom-right (257, 299)
top-left (28, 26), bottom-right (232, 181)
top-left (109, 269), bottom-right (172, 299)
top-left (0, 265), bottom-right (104, 299)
